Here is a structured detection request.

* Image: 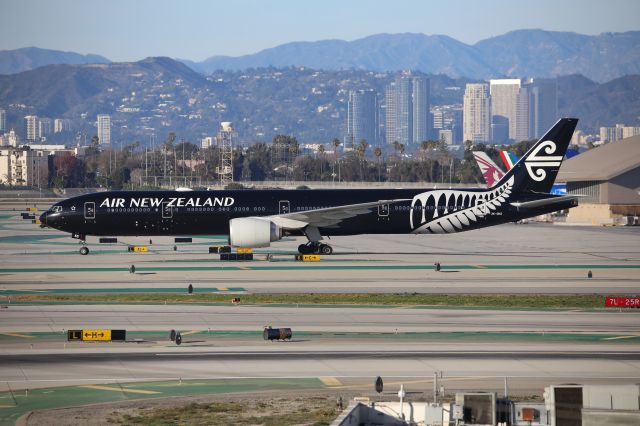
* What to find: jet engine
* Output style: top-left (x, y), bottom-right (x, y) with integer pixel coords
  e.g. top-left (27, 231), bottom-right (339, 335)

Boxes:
top-left (228, 217), bottom-right (282, 248)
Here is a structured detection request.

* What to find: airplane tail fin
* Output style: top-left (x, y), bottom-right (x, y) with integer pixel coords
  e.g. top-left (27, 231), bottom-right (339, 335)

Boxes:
top-left (472, 151), bottom-right (505, 187)
top-left (499, 150), bottom-right (519, 171)
top-left (492, 118), bottom-right (578, 194)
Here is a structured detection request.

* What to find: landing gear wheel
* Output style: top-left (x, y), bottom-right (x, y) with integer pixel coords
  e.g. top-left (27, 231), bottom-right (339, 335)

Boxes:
top-left (79, 246), bottom-right (90, 255)
top-left (320, 244), bottom-right (333, 255)
top-left (298, 244), bottom-right (311, 255)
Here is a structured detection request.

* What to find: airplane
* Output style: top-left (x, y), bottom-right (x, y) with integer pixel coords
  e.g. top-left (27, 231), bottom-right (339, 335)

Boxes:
top-left (473, 149), bottom-right (567, 195)
top-left (40, 118), bottom-right (580, 256)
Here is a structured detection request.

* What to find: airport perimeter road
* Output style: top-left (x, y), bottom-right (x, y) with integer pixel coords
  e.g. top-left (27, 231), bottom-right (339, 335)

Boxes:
top-left (2, 304), bottom-right (638, 334)
top-left (1, 221), bottom-right (639, 294)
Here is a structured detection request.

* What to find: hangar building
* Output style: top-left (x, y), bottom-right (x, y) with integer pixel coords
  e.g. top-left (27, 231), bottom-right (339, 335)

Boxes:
top-left (557, 135), bottom-right (640, 225)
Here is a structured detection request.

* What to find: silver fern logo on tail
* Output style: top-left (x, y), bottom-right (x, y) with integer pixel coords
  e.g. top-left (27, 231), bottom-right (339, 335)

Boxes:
top-left (524, 140), bottom-right (563, 182)
top-left (410, 177), bottom-right (514, 234)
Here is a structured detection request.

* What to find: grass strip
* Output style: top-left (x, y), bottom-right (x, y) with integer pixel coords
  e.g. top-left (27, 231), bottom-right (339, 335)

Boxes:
top-left (6, 293), bottom-right (619, 310)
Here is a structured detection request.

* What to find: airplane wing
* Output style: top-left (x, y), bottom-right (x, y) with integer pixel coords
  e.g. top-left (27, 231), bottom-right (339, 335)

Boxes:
top-left (510, 195), bottom-right (579, 210)
top-left (269, 199), bottom-right (410, 229)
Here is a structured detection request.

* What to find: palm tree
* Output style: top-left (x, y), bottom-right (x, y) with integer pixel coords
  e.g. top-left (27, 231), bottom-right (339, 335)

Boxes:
top-left (318, 144), bottom-right (325, 178)
top-left (356, 139), bottom-right (369, 180)
top-left (373, 147), bottom-right (382, 182)
top-left (331, 138), bottom-right (341, 181)
top-left (464, 139), bottom-right (473, 152)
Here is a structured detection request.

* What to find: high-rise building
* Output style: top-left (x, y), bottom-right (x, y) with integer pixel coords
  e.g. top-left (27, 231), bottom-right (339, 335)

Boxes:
top-left (432, 109), bottom-right (445, 134)
top-left (515, 86), bottom-right (531, 142)
top-left (346, 90), bottom-right (378, 148)
top-left (384, 84), bottom-right (396, 145)
top-left (600, 124), bottom-right (640, 142)
top-left (0, 109), bottom-right (6, 133)
top-left (489, 79), bottom-right (521, 143)
top-left (7, 129), bottom-right (18, 147)
top-left (528, 79), bottom-right (558, 138)
top-left (24, 115), bottom-right (40, 143)
top-left (201, 136), bottom-right (214, 149)
top-left (39, 118), bottom-right (52, 138)
top-left (54, 118), bottom-right (72, 133)
top-left (384, 73), bottom-right (430, 146)
top-left (463, 83), bottom-right (491, 143)
top-left (412, 76), bottom-right (431, 144)
top-left (394, 75), bottom-right (413, 146)
top-left (97, 114), bottom-right (111, 145)
top-left (622, 126), bottom-right (640, 139)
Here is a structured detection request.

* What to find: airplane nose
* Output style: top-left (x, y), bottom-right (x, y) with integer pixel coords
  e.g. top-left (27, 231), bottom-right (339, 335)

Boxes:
top-left (39, 212), bottom-right (48, 227)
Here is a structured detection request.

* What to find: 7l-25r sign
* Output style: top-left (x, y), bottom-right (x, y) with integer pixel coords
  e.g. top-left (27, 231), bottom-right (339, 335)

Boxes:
top-left (605, 297), bottom-right (640, 308)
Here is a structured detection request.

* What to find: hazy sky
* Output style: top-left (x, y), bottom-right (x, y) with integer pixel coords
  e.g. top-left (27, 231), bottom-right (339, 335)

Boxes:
top-left (2, 0), bottom-right (639, 62)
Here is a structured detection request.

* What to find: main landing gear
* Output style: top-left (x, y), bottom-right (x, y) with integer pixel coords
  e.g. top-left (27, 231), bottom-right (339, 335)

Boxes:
top-left (299, 225), bottom-right (333, 255)
top-left (298, 242), bottom-right (333, 255)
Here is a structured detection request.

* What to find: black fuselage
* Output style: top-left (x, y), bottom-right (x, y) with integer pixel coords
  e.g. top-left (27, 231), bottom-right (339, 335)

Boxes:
top-left (40, 186), bottom-right (571, 238)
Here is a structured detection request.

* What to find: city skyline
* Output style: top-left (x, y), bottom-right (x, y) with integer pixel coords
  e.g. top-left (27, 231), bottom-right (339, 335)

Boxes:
top-left (1, 0), bottom-right (639, 62)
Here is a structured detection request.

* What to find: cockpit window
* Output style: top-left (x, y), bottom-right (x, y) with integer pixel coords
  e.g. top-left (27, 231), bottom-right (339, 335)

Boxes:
top-left (52, 205), bottom-right (62, 213)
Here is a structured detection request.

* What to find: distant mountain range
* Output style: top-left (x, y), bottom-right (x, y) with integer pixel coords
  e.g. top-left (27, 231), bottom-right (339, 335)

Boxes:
top-left (2, 30), bottom-right (639, 82)
top-left (184, 30), bottom-right (640, 82)
top-left (1, 57), bottom-right (638, 145)
top-left (0, 47), bottom-right (110, 75)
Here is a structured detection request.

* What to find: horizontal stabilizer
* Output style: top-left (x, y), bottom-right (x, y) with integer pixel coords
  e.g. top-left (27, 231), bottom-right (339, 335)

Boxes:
top-left (510, 195), bottom-right (579, 210)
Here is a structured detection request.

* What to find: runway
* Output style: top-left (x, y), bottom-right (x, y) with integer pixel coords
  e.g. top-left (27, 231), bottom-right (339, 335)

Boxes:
top-left (1, 304), bottom-right (638, 333)
top-left (2, 344), bottom-right (639, 392)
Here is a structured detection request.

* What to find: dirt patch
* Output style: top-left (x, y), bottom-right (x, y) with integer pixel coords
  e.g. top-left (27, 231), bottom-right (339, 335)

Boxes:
top-left (25, 389), bottom-right (355, 426)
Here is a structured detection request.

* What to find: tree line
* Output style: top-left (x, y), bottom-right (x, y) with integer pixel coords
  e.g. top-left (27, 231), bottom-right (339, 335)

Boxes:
top-left (45, 133), bottom-right (536, 189)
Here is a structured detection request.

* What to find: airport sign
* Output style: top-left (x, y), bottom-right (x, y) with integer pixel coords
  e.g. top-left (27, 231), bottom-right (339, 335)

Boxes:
top-left (67, 329), bottom-right (126, 341)
top-left (605, 297), bottom-right (640, 308)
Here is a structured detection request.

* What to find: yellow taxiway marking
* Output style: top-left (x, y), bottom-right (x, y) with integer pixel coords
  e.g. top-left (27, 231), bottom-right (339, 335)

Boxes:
top-left (80, 385), bottom-right (160, 395)
top-left (602, 335), bottom-right (638, 341)
top-left (319, 376), bottom-right (343, 387)
top-left (0, 404), bottom-right (16, 408)
top-left (217, 287), bottom-right (229, 291)
top-left (473, 265), bottom-right (487, 269)
top-left (0, 332), bottom-right (35, 339)
top-left (180, 330), bottom-right (200, 336)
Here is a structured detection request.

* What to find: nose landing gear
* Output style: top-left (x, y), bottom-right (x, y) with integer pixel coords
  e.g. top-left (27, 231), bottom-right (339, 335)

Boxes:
top-left (79, 245), bottom-right (90, 255)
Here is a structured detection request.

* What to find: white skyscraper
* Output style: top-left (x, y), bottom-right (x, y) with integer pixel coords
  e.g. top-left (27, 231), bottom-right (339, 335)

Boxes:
top-left (463, 83), bottom-right (491, 143)
top-left (489, 78), bottom-right (531, 143)
top-left (97, 114), bottom-right (111, 145)
top-left (201, 136), bottom-right (214, 149)
top-left (394, 74), bottom-right (413, 146)
top-left (54, 119), bottom-right (72, 133)
top-left (489, 79), bottom-right (520, 143)
top-left (24, 115), bottom-right (40, 143)
top-left (384, 83), bottom-right (396, 145)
